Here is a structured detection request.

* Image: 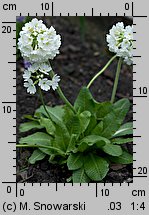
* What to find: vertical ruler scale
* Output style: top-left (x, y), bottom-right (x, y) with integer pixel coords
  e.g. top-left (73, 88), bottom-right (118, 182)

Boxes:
top-left (0, 0), bottom-right (149, 214)
top-left (132, 1), bottom-right (148, 179)
top-left (0, 16), bottom-right (17, 181)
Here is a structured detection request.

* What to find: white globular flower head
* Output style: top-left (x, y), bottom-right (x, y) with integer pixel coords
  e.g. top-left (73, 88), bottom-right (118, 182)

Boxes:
top-left (18, 18), bottom-right (61, 63)
top-left (106, 22), bottom-right (133, 65)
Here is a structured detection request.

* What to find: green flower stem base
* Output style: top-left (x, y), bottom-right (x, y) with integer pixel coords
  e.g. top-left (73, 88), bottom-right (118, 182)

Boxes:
top-left (38, 88), bottom-right (51, 119)
top-left (50, 71), bottom-right (76, 114)
top-left (16, 144), bottom-right (65, 156)
top-left (111, 57), bottom-right (123, 104)
top-left (87, 55), bottom-right (117, 89)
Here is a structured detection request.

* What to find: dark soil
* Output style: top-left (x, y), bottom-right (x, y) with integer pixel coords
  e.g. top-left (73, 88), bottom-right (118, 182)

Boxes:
top-left (16, 17), bottom-right (133, 183)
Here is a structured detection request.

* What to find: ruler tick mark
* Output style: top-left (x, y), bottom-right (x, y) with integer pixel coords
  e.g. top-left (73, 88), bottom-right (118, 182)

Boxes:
top-left (2, 22), bottom-right (16, 24)
top-left (8, 62), bottom-right (16, 64)
top-left (52, 1), bottom-right (54, 16)
top-left (8, 142), bottom-right (16, 144)
top-left (133, 95), bottom-right (147, 98)
top-left (92, 8), bottom-right (94, 16)
top-left (133, 55), bottom-right (141, 58)
top-left (133, 15), bottom-right (147, 18)
top-left (132, 2), bottom-right (134, 16)
top-left (96, 183), bottom-right (98, 197)
top-left (2, 101), bottom-right (16, 104)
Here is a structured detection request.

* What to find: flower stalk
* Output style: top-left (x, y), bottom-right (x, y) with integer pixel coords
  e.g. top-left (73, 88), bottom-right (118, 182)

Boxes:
top-left (50, 70), bottom-right (76, 114)
top-left (87, 55), bottom-right (117, 89)
top-left (111, 57), bottom-right (123, 103)
top-left (38, 88), bottom-right (51, 119)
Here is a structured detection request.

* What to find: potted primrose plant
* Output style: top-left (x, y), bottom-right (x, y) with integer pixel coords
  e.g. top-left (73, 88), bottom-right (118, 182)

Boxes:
top-left (17, 19), bottom-right (133, 183)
